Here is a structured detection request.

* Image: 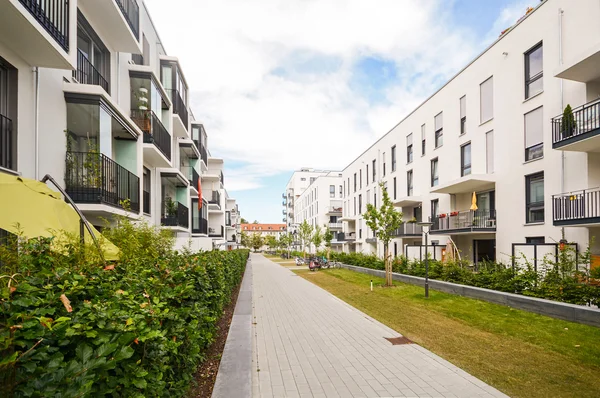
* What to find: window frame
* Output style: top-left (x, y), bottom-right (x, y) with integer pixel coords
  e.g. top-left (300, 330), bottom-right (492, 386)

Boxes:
top-left (525, 41), bottom-right (543, 99)
top-left (460, 95), bottom-right (466, 135)
top-left (524, 106), bottom-right (544, 161)
top-left (525, 172), bottom-right (545, 224)
top-left (431, 158), bottom-right (439, 187)
top-left (480, 76), bottom-right (494, 123)
top-left (393, 176), bottom-right (397, 200)
top-left (372, 159), bottom-right (376, 182)
top-left (434, 112), bottom-right (443, 148)
top-left (421, 124), bottom-right (426, 155)
top-left (460, 142), bottom-right (472, 177)
top-left (431, 199), bottom-right (439, 219)
top-left (329, 185), bottom-right (335, 198)
top-left (407, 170), bottom-right (413, 197)
top-left (406, 133), bottom-right (413, 164)
top-left (391, 145), bottom-right (397, 172)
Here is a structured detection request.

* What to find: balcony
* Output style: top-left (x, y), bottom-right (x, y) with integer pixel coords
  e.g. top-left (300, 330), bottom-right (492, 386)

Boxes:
top-left (65, 152), bottom-right (140, 213)
top-left (326, 201), bottom-right (343, 215)
top-left (431, 175), bottom-right (495, 195)
top-left (282, 201), bottom-right (287, 206)
top-left (78, 0), bottom-right (140, 53)
top-left (193, 214), bottom-right (208, 235)
top-left (281, 193), bottom-right (286, 199)
top-left (431, 210), bottom-right (496, 235)
top-left (180, 166), bottom-right (199, 192)
top-left (552, 99), bottom-right (600, 152)
top-left (132, 110), bottom-right (172, 163)
top-left (0, 0), bottom-right (71, 68)
top-left (209, 190), bottom-right (221, 209)
top-left (329, 222), bottom-right (343, 230)
top-left (555, 42), bottom-right (600, 83)
top-left (394, 196), bottom-right (422, 207)
top-left (161, 200), bottom-right (189, 229)
top-left (391, 223), bottom-right (423, 237)
top-left (143, 189), bottom-right (150, 214)
top-left (338, 232), bottom-right (356, 242)
top-left (168, 89), bottom-right (189, 134)
top-left (553, 188), bottom-right (600, 227)
top-left (209, 225), bottom-right (224, 238)
top-left (0, 114), bottom-right (15, 171)
top-left (74, 49), bottom-right (109, 94)
top-left (366, 237), bottom-right (377, 244)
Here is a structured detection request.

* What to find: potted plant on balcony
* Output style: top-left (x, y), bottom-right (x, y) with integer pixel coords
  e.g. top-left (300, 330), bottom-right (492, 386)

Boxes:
top-left (562, 104), bottom-right (576, 139)
top-left (165, 197), bottom-right (177, 218)
top-left (450, 211), bottom-right (459, 217)
top-left (407, 217), bottom-right (417, 223)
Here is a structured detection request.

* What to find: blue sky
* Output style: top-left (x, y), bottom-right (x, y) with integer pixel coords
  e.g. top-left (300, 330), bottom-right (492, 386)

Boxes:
top-left (146, 0), bottom-right (533, 224)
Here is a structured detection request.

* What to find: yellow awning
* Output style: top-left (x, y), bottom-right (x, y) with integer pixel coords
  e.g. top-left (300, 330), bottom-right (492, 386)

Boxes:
top-left (0, 173), bottom-right (119, 261)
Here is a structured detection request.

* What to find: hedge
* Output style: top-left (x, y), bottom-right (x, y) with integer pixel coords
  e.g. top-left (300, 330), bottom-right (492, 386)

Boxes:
top-left (1, 225), bottom-right (249, 397)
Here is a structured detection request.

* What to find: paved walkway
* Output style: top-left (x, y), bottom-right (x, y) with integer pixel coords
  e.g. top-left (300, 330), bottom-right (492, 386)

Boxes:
top-left (251, 254), bottom-right (509, 398)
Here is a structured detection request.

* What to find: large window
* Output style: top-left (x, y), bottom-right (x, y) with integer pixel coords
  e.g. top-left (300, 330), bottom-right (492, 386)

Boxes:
top-left (486, 130), bottom-right (494, 173)
top-left (460, 95), bottom-right (466, 135)
top-left (329, 185), bottom-right (335, 198)
top-left (0, 56), bottom-right (17, 171)
top-left (526, 172), bottom-right (544, 224)
top-left (366, 164), bottom-right (369, 185)
top-left (393, 177), bottom-right (397, 200)
top-left (525, 107), bottom-right (543, 161)
top-left (525, 42), bottom-right (543, 99)
top-left (391, 145), bottom-right (397, 172)
top-left (406, 134), bottom-right (413, 164)
top-left (382, 152), bottom-right (386, 177)
top-left (421, 124), bottom-right (426, 155)
top-left (358, 194), bottom-right (362, 214)
top-left (480, 76), bottom-right (494, 123)
top-left (431, 199), bottom-right (439, 219)
top-left (407, 170), bottom-right (413, 197)
top-left (431, 158), bottom-right (439, 187)
top-left (372, 159), bottom-right (376, 182)
top-left (461, 142), bottom-right (471, 177)
top-left (434, 112), bottom-right (443, 148)
top-left (353, 173), bottom-right (357, 192)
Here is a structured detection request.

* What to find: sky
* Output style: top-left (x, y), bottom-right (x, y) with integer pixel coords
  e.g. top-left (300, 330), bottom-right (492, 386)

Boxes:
top-left (144, 0), bottom-right (533, 223)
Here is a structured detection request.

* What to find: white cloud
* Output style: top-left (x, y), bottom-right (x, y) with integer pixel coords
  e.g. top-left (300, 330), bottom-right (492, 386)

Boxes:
top-left (144, 0), bottom-right (526, 192)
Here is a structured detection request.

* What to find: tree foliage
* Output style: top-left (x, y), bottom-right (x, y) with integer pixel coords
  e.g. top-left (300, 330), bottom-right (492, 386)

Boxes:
top-left (311, 225), bottom-right (323, 254)
top-left (250, 233), bottom-right (264, 252)
top-left (363, 181), bottom-right (403, 285)
top-left (297, 220), bottom-right (314, 259)
top-left (264, 235), bottom-right (277, 250)
top-left (323, 226), bottom-right (334, 260)
top-left (240, 231), bottom-right (250, 248)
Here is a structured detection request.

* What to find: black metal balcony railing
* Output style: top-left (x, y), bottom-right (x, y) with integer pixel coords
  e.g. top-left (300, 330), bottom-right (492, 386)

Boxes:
top-left (115, 0), bottom-right (139, 39)
top-left (167, 89), bottom-right (189, 129)
top-left (161, 200), bottom-right (188, 228)
top-left (431, 209), bottom-right (496, 233)
top-left (199, 216), bottom-right (208, 235)
top-left (193, 138), bottom-right (208, 166)
top-left (281, 193), bottom-right (286, 199)
top-left (391, 223), bottom-right (423, 237)
top-left (226, 211), bottom-right (232, 226)
top-left (338, 232), bottom-right (356, 241)
top-left (209, 225), bottom-right (224, 238)
top-left (552, 99), bottom-right (600, 146)
top-left (553, 188), bottom-right (600, 225)
top-left (180, 166), bottom-right (199, 189)
top-left (132, 110), bottom-right (172, 161)
top-left (65, 151), bottom-right (140, 212)
top-left (366, 237), bottom-right (377, 244)
top-left (0, 114), bottom-right (15, 171)
top-left (74, 49), bottom-right (110, 94)
top-left (209, 190), bottom-right (221, 207)
top-left (143, 190), bottom-right (150, 214)
top-left (282, 201), bottom-right (287, 206)
top-left (19, 0), bottom-right (70, 51)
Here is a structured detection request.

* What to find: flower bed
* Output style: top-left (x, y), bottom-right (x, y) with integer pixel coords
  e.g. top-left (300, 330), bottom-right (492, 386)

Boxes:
top-left (1, 221), bottom-right (249, 396)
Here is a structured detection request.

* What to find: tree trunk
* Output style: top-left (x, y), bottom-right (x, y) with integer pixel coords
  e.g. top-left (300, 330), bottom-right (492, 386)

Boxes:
top-left (384, 243), bottom-right (392, 286)
top-left (327, 247), bottom-right (330, 261)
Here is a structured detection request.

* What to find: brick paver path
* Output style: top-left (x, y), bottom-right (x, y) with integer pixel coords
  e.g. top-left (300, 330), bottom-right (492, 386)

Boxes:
top-left (251, 254), bottom-right (509, 398)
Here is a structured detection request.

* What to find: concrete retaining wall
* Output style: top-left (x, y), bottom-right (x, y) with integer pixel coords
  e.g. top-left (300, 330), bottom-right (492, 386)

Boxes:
top-left (341, 264), bottom-right (600, 328)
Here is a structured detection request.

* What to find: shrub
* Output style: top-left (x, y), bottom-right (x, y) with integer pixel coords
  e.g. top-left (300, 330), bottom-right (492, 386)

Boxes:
top-left (0, 220), bottom-right (249, 396)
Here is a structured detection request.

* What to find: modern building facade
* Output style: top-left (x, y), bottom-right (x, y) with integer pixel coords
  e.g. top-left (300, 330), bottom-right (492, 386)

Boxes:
top-left (0, 0), bottom-right (238, 251)
top-left (295, 0), bottom-right (600, 265)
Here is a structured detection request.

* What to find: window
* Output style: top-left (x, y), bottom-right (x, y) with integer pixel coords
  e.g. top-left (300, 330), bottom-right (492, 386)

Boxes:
top-left (310, 177), bottom-right (316, 184)
top-left (77, 13), bottom-right (111, 91)
top-left (343, 181), bottom-right (346, 197)
top-left (406, 134), bottom-right (413, 164)
top-left (301, 178), bottom-right (306, 181)
top-left (526, 236), bottom-right (545, 244)
top-left (353, 173), bottom-right (357, 192)
top-left (434, 112), bottom-right (443, 148)
top-left (421, 124), bottom-right (426, 155)
top-left (374, 193), bottom-right (377, 209)
top-left (526, 172), bottom-right (544, 224)
top-left (460, 95), bottom-right (466, 135)
top-left (461, 142), bottom-right (471, 176)
top-left (339, 185), bottom-right (342, 198)
top-left (525, 42), bottom-right (543, 99)
top-left (367, 190), bottom-right (371, 205)
top-left (431, 199), bottom-right (439, 219)
top-left (358, 194), bottom-right (362, 214)
top-left (354, 197), bottom-right (356, 215)
top-left (391, 145), bottom-right (397, 172)
top-left (143, 167), bottom-right (151, 214)
top-left (0, 56), bottom-right (17, 171)
top-left (480, 76), bottom-right (493, 123)
top-left (366, 164), bottom-right (369, 185)
top-left (359, 228), bottom-right (362, 239)
top-left (525, 107), bottom-right (543, 161)
top-left (431, 158), bottom-right (439, 187)
top-left (407, 170), bottom-right (413, 196)
top-left (382, 152), bottom-right (386, 177)
top-left (372, 159), bottom-right (376, 182)
top-left (329, 185), bottom-right (335, 198)
top-left (393, 177), bottom-right (397, 200)
top-left (359, 169), bottom-right (362, 189)
top-left (414, 206), bottom-right (422, 222)
top-left (486, 130), bottom-right (494, 173)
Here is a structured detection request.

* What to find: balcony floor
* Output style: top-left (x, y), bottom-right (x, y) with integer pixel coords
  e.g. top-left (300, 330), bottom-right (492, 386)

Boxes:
top-left (553, 127), bottom-right (600, 152)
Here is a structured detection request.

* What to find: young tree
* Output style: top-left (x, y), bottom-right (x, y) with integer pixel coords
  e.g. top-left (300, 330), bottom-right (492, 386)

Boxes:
top-left (312, 225), bottom-right (323, 256)
top-left (240, 231), bottom-right (250, 248)
top-left (240, 217), bottom-right (249, 224)
top-left (265, 235), bottom-right (277, 251)
top-left (297, 220), bottom-right (314, 259)
top-left (364, 181), bottom-right (403, 286)
top-left (279, 233), bottom-right (293, 257)
top-left (323, 225), bottom-right (333, 260)
top-left (250, 233), bottom-right (264, 252)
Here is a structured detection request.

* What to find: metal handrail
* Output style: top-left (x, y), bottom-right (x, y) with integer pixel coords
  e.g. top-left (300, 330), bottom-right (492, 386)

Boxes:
top-left (19, 0), bottom-right (69, 51)
top-left (552, 98), bottom-right (600, 144)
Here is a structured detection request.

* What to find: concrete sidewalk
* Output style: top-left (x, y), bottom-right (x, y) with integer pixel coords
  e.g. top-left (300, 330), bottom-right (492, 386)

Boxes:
top-left (251, 254), bottom-right (509, 398)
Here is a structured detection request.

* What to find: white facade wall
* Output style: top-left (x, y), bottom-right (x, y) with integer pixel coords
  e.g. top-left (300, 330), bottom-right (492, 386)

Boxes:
top-left (283, 168), bottom-right (336, 230)
top-left (339, 0), bottom-right (600, 264)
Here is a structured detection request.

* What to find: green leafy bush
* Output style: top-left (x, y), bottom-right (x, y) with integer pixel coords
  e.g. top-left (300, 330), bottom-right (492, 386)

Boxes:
top-left (0, 221), bottom-right (248, 397)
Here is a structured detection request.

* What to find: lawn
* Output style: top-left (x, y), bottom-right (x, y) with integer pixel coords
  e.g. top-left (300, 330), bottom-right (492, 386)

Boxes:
top-left (295, 269), bottom-right (600, 398)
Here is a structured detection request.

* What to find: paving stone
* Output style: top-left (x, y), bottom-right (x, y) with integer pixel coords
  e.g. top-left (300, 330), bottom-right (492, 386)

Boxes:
top-left (250, 254), bottom-right (508, 398)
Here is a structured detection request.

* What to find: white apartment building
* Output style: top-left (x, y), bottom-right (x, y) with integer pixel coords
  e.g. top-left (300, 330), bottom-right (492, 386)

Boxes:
top-left (282, 168), bottom-right (335, 231)
top-left (336, 0), bottom-right (600, 265)
top-left (294, 172), bottom-right (345, 253)
top-left (0, 0), bottom-right (238, 252)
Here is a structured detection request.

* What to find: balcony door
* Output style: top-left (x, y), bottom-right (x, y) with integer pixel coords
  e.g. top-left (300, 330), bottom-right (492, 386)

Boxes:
top-left (476, 190), bottom-right (495, 216)
top-left (0, 57), bottom-right (16, 171)
top-left (76, 13), bottom-right (110, 90)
